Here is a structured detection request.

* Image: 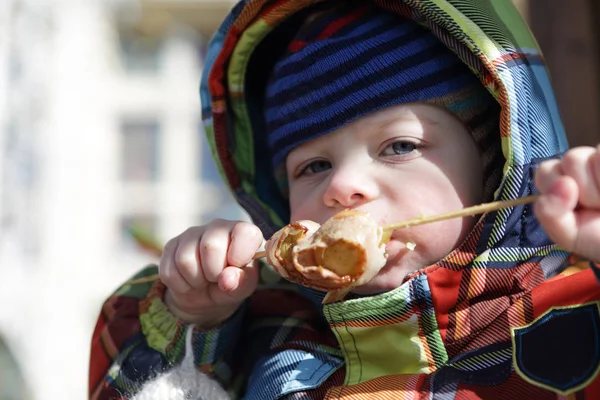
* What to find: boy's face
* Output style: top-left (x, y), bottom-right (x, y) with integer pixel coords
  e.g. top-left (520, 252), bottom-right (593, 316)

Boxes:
top-left (286, 103), bottom-right (484, 293)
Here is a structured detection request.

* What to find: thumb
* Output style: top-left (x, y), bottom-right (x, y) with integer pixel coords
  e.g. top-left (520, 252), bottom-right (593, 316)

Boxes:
top-left (210, 261), bottom-right (259, 305)
top-left (534, 176), bottom-right (579, 251)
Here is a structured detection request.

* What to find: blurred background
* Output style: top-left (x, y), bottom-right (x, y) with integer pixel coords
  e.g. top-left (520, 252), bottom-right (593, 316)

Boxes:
top-left (0, 0), bottom-right (599, 399)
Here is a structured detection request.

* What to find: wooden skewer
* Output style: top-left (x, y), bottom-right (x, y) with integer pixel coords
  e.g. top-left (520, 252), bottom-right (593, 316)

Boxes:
top-left (382, 195), bottom-right (540, 233)
top-left (254, 250), bottom-right (267, 260)
top-left (126, 195), bottom-right (539, 286)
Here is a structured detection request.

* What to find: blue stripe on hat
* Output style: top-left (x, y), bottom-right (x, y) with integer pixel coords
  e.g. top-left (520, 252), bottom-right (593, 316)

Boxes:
top-left (273, 11), bottom-right (403, 78)
top-left (265, 37), bottom-right (453, 124)
top-left (266, 23), bottom-right (427, 105)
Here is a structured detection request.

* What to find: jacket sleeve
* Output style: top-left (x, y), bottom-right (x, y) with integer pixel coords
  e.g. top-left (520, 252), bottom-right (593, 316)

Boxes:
top-left (88, 265), bottom-right (245, 399)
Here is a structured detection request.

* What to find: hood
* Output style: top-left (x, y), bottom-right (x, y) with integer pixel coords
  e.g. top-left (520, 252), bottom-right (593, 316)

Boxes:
top-left (199, 0), bottom-right (570, 282)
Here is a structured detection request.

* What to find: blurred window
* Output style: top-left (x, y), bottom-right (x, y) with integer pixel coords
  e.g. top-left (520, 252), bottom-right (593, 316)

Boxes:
top-left (120, 119), bottom-right (160, 182)
top-left (118, 31), bottom-right (163, 73)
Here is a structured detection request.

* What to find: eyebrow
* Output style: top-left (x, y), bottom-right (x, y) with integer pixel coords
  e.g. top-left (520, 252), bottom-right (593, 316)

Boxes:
top-left (367, 112), bottom-right (440, 132)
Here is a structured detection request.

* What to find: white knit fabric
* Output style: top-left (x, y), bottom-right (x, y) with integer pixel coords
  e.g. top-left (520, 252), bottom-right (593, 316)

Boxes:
top-left (132, 325), bottom-right (230, 400)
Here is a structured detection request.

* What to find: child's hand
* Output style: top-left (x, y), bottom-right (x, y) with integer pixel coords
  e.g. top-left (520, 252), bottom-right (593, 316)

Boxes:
top-left (159, 219), bottom-right (263, 328)
top-left (534, 145), bottom-right (600, 261)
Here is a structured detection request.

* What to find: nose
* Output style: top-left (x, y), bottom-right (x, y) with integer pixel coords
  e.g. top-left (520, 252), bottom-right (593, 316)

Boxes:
top-left (323, 165), bottom-right (380, 208)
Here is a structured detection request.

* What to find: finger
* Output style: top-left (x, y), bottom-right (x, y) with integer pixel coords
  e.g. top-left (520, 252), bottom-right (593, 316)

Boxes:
top-left (561, 147), bottom-right (600, 205)
top-left (199, 219), bottom-right (233, 283)
top-left (591, 146), bottom-right (600, 184)
top-left (159, 237), bottom-right (193, 294)
top-left (534, 159), bottom-right (562, 194)
top-left (534, 175), bottom-right (579, 251)
top-left (174, 226), bottom-right (208, 290)
top-left (584, 149), bottom-right (600, 207)
top-left (210, 262), bottom-right (260, 304)
top-left (227, 222), bottom-right (264, 267)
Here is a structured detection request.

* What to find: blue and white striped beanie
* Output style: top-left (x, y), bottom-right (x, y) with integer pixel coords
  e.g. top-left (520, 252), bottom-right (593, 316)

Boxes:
top-left (265, 2), bottom-right (503, 199)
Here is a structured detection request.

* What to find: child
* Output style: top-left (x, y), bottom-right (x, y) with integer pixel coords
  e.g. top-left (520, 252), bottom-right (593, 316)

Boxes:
top-left (89, 0), bottom-right (600, 399)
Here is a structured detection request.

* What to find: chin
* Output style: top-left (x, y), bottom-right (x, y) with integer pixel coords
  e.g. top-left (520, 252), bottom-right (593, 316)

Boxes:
top-left (351, 264), bottom-right (414, 295)
top-left (351, 245), bottom-right (423, 295)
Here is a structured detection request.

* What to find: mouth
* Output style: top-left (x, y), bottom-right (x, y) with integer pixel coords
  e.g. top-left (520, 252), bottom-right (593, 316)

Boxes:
top-left (384, 238), bottom-right (411, 262)
top-left (385, 229), bottom-right (413, 247)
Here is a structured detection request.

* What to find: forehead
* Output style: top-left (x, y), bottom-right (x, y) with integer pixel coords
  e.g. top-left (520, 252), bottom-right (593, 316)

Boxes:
top-left (353, 103), bottom-right (449, 129)
top-left (289, 103), bottom-right (460, 151)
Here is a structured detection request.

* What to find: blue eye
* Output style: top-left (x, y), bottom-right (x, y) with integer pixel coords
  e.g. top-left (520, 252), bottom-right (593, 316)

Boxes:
top-left (301, 160), bottom-right (331, 175)
top-left (382, 141), bottom-right (417, 156)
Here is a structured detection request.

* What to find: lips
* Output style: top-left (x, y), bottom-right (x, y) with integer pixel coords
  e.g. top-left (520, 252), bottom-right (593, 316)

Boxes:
top-left (383, 237), bottom-right (416, 266)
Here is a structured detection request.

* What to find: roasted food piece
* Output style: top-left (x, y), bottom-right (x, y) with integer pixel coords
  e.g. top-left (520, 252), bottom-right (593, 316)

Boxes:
top-left (264, 209), bottom-right (388, 303)
top-left (265, 220), bottom-right (321, 284)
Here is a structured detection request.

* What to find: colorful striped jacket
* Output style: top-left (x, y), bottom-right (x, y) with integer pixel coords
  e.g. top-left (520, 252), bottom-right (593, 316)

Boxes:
top-left (89, 0), bottom-right (600, 398)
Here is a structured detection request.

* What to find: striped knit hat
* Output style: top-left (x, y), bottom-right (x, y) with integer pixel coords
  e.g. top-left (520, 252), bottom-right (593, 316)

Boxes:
top-left (265, 2), bottom-right (503, 200)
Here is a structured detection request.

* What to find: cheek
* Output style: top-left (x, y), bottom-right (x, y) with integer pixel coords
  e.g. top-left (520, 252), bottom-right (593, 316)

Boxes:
top-left (385, 177), bottom-right (465, 218)
top-left (406, 217), bottom-right (474, 264)
top-left (414, 220), bottom-right (458, 245)
top-left (444, 143), bottom-right (484, 205)
top-left (451, 165), bottom-right (483, 207)
top-left (397, 158), bottom-right (482, 212)
top-left (288, 188), bottom-right (314, 222)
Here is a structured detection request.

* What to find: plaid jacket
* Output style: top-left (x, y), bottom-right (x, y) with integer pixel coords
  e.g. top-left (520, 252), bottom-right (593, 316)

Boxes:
top-left (90, 0), bottom-right (600, 398)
